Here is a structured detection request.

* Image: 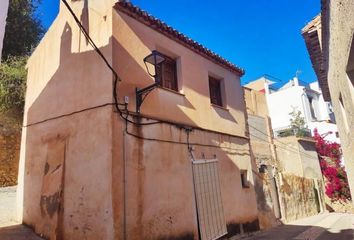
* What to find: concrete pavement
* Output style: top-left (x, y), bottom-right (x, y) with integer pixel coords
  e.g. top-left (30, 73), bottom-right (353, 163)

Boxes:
top-left (0, 225), bottom-right (43, 240)
top-left (239, 213), bottom-right (354, 240)
top-left (0, 188), bottom-right (352, 240)
top-left (0, 186), bottom-right (17, 227)
top-left (0, 186), bottom-right (43, 240)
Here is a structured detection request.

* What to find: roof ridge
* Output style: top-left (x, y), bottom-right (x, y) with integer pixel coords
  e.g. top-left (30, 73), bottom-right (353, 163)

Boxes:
top-left (114, 1), bottom-right (245, 76)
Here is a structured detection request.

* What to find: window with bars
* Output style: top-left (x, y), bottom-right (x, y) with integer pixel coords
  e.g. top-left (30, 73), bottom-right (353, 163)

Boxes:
top-left (156, 55), bottom-right (178, 91)
top-left (209, 76), bottom-right (223, 107)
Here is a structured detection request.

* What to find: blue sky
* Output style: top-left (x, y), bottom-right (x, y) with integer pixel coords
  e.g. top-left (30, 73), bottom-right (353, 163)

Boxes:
top-left (36, 0), bottom-right (320, 85)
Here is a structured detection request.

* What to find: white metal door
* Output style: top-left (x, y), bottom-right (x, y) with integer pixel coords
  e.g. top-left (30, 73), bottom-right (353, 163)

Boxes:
top-left (192, 159), bottom-right (227, 240)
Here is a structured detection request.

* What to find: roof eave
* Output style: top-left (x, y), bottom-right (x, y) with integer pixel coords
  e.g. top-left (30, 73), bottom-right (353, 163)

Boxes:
top-left (114, 2), bottom-right (245, 77)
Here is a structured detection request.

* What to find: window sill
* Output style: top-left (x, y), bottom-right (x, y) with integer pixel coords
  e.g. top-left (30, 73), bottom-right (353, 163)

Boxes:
top-left (158, 86), bottom-right (185, 96)
top-left (211, 104), bottom-right (229, 111)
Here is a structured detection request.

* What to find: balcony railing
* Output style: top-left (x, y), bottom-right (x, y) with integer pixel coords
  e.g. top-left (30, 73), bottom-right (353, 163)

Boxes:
top-left (273, 126), bottom-right (312, 138)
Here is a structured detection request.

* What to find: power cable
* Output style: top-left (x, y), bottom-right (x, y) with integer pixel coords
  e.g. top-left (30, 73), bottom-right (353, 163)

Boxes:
top-left (61, 0), bottom-right (163, 127)
top-left (249, 128), bottom-right (320, 161)
top-left (248, 124), bottom-right (320, 160)
top-left (60, 0), bottom-right (320, 163)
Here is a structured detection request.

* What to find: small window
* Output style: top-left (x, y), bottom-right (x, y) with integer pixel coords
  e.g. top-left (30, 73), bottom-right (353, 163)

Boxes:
top-left (335, 132), bottom-right (339, 138)
top-left (209, 77), bottom-right (223, 106)
top-left (156, 55), bottom-right (178, 91)
top-left (240, 170), bottom-right (250, 188)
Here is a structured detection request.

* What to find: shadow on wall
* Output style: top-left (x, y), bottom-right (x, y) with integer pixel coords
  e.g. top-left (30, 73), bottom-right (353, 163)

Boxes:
top-left (248, 145), bottom-right (281, 230)
top-left (113, 11), bottom-right (243, 127)
top-left (122, 121), bottom-right (259, 239)
top-left (22, 18), bottom-right (258, 240)
top-left (112, 37), bottom-right (198, 118)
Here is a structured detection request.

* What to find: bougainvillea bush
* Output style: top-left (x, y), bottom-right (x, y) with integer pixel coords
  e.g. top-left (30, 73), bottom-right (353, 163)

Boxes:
top-left (313, 128), bottom-right (351, 202)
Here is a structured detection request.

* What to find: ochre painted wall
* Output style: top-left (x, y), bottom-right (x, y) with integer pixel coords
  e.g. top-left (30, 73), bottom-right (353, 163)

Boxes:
top-left (112, 10), bottom-right (247, 138)
top-left (18, 1), bottom-right (116, 239)
top-left (113, 123), bottom-right (258, 240)
top-left (19, 2), bottom-right (259, 239)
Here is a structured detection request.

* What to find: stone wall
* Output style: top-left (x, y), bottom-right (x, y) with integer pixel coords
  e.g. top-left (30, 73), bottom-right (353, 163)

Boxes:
top-left (279, 173), bottom-right (322, 222)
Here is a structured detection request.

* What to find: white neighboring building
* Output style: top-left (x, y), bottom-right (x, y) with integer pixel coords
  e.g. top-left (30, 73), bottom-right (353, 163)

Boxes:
top-left (0, 0), bottom-right (9, 61)
top-left (245, 75), bottom-right (340, 143)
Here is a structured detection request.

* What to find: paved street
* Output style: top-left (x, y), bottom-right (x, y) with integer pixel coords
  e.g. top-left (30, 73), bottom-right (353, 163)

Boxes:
top-left (0, 188), bottom-right (353, 240)
top-left (0, 187), bottom-right (43, 240)
top-left (240, 213), bottom-right (354, 240)
top-left (0, 186), bottom-right (17, 227)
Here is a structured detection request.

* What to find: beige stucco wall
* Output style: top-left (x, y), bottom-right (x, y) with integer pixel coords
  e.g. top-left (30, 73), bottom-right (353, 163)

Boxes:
top-left (244, 88), bottom-right (280, 230)
top-left (323, 0), bottom-right (354, 198)
top-left (244, 87), bottom-right (269, 118)
top-left (244, 78), bottom-right (268, 92)
top-left (275, 138), bottom-right (303, 177)
top-left (275, 137), bottom-right (321, 180)
top-left (298, 140), bottom-right (322, 180)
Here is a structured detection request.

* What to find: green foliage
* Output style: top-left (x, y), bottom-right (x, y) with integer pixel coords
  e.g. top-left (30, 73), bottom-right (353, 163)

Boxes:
top-left (0, 56), bottom-right (27, 112)
top-left (289, 108), bottom-right (309, 138)
top-left (2, 0), bottom-right (44, 60)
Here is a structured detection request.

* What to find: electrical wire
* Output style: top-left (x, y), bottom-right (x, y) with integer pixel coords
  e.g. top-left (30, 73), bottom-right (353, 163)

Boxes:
top-left (124, 120), bottom-right (246, 152)
top-left (24, 103), bottom-right (115, 127)
top-left (61, 0), bottom-right (166, 127)
top-left (60, 0), bottom-right (321, 163)
top-left (248, 125), bottom-right (320, 160)
top-left (124, 116), bottom-right (320, 162)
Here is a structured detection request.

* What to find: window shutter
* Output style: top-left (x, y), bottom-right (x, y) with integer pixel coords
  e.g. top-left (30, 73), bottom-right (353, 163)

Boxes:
top-left (209, 77), bottom-right (222, 106)
top-left (158, 55), bottom-right (178, 91)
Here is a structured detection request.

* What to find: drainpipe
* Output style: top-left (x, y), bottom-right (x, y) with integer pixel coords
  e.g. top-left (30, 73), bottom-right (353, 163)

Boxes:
top-left (123, 129), bottom-right (127, 240)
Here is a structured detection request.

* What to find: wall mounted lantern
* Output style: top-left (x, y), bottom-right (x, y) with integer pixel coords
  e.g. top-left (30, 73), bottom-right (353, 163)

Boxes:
top-left (136, 50), bottom-right (166, 113)
top-left (259, 164), bottom-right (267, 174)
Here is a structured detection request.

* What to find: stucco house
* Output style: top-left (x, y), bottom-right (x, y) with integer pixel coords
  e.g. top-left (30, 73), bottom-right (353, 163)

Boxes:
top-left (18, 1), bottom-right (260, 239)
top-left (246, 75), bottom-right (340, 143)
top-left (302, 1), bottom-right (354, 201)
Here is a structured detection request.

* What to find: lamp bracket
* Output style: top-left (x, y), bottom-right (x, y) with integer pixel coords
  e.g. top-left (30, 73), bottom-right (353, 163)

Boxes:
top-left (135, 83), bottom-right (159, 113)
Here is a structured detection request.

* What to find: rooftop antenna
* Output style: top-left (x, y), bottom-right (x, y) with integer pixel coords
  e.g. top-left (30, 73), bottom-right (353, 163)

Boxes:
top-left (295, 70), bottom-right (302, 79)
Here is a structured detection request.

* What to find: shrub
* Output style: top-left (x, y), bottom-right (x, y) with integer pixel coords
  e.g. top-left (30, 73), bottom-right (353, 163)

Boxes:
top-left (314, 128), bottom-right (351, 202)
top-left (0, 56), bottom-right (27, 113)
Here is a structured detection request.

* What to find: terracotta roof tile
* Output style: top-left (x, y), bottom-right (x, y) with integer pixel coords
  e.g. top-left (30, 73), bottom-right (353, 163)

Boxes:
top-left (114, 1), bottom-right (245, 76)
top-left (302, 15), bottom-right (331, 101)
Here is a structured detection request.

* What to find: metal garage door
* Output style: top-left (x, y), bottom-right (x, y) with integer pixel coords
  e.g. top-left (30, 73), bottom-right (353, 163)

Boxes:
top-left (192, 159), bottom-right (227, 240)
